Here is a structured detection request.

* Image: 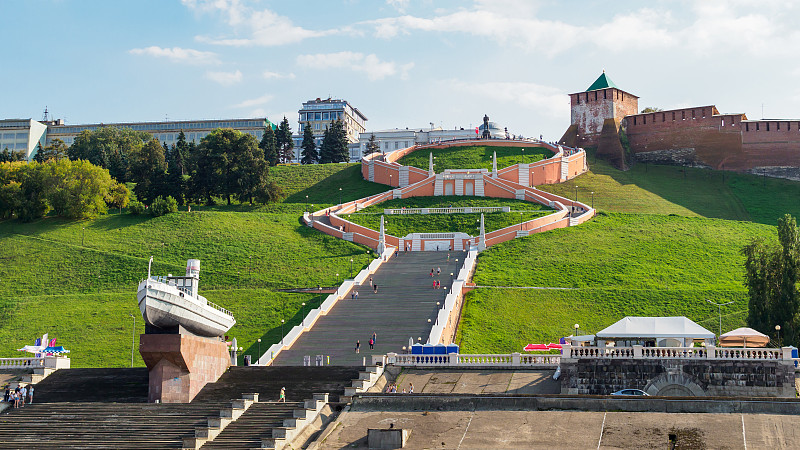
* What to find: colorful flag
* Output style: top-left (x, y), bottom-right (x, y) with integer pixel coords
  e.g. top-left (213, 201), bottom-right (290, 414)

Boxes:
top-left (34, 338), bottom-right (41, 347)
top-left (49, 338), bottom-right (57, 347)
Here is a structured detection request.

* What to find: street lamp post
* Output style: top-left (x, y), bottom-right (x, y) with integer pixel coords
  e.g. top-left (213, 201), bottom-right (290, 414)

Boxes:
top-left (281, 319), bottom-right (285, 345)
top-left (776, 325), bottom-right (782, 347)
top-left (257, 338), bottom-right (261, 361)
top-left (305, 195), bottom-right (309, 211)
top-left (339, 187), bottom-right (342, 205)
top-left (350, 258), bottom-right (354, 278)
top-left (574, 185), bottom-right (578, 202)
top-left (591, 191), bottom-right (595, 209)
top-left (128, 313), bottom-right (136, 368)
top-left (706, 299), bottom-right (734, 340)
top-left (301, 302), bottom-right (306, 326)
top-left (574, 323), bottom-right (580, 336)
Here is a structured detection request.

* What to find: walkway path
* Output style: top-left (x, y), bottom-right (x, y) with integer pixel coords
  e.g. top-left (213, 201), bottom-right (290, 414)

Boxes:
top-left (272, 251), bottom-right (467, 366)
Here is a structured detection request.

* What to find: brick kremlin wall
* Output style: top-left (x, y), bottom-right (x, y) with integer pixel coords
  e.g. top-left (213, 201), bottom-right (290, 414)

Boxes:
top-left (624, 105), bottom-right (800, 178)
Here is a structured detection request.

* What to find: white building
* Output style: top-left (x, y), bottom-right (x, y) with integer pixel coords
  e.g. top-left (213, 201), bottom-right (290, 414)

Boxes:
top-left (1, 117), bottom-right (273, 161)
top-left (0, 119), bottom-right (49, 159)
top-left (292, 98), bottom-right (367, 162)
top-left (46, 118), bottom-right (272, 148)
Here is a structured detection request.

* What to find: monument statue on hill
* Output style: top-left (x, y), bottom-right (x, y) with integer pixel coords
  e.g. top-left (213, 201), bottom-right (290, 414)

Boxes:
top-left (482, 114), bottom-right (491, 139)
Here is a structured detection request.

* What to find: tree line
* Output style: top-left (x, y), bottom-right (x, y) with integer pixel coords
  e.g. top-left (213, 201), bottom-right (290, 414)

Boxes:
top-left (743, 214), bottom-right (800, 346)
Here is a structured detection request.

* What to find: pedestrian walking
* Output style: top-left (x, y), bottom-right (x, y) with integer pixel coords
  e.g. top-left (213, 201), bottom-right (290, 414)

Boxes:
top-left (430, 269), bottom-right (434, 277)
top-left (355, 340), bottom-right (361, 353)
top-left (372, 331), bottom-right (377, 344)
top-left (19, 385), bottom-right (26, 407)
top-left (437, 267), bottom-right (441, 276)
top-left (27, 385), bottom-right (33, 404)
top-left (355, 291), bottom-right (359, 300)
top-left (279, 387), bottom-right (286, 402)
top-left (432, 280), bottom-right (436, 289)
top-left (409, 383), bottom-right (414, 393)
top-left (447, 253), bottom-right (450, 262)
top-left (369, 277), bottom-right (373, 287)
top-left (369, 338), bottom-right (374, 350)
top-left (351, 292), bottom-right (355, 300)
top-left (373, 284), bottom-right (378, 294)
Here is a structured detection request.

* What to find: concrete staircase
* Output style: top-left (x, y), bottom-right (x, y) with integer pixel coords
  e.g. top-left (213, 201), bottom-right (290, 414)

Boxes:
top-left (474, 178), bottom-right (485, 197)
top-left (29, 368), bottom-right (149, 403)
top-left (0, 401), bottom-right (224, 449)
top-left (399, 166), bottom-right (409, 187)
top-left (271, 251), bottom-right (467, 366)
top-left (518, 163), bottom-right (529, 186)
top-left (434, 177), bottom-right (443, 195)
top-left (192, 366), bottom-right (360, 404)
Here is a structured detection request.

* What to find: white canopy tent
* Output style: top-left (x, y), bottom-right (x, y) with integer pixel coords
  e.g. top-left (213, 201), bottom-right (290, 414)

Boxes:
top-left (595, 316), bottom-right (715, 347)
top-left (719, 327), bottom-right (770, 348)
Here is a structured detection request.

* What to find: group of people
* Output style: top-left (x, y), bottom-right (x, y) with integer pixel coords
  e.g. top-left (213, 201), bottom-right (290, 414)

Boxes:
top-left (4, 384), bottom-right (33, 409)
top-left (384, 382), bottom-right (414, 394)
top-left (355, 331), bottom-right (378, 353)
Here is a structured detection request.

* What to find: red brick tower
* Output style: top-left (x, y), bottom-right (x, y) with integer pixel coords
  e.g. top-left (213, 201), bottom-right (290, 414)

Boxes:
top-left (560, 72), bottom-right (639, 148)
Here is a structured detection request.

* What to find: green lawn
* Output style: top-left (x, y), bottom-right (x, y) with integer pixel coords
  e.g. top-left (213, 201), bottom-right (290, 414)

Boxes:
top-left (345, 196), bottom-right (553, 236)
top-left (0, 162), bottom-right (383, 367)
top-left (455, 212), bottom-right (775, 353)
top-left (397, 145), bottom-right (553, 173)
top-left (539, 153), bottom-right (800, 224)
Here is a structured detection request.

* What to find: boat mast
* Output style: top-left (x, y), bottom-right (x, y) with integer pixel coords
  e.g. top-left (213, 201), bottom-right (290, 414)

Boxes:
top-left (148, 256), bottom-right (154, 281)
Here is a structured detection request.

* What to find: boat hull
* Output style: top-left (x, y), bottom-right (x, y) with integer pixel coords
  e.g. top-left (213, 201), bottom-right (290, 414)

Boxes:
top-left (137, 281), bottom-right (235, 338)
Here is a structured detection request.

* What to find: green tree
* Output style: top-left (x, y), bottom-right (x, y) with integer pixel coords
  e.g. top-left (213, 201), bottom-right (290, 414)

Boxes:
top-left (364, 133), bottom-right (379, 156)
top-left (276, 117), bottom-right (294, 163)
top-left (68, 126), bottom-right (150, 182)
top-left (127, 139), bottom-right (167, 204)
top-left (0, 162), bottom-right (25, 219)
top-left (323, 118), bottom-right (349, 163)
top-left (640, 107), bottom-right (663, 113)
top-left (260, 124), bottom-right (279, 166)
top-left (46, 159), bottom-right (114, 219)
top-left (300, 123), bottom-right (318, 164)
top-left (743, 214), bottom-right (800, 345)
top-left (106, 181), bottom-right (130, 213)
top-left (318, 126), bottom-right (333, 164)
top-left (36, 139), bottom-right (69, 162)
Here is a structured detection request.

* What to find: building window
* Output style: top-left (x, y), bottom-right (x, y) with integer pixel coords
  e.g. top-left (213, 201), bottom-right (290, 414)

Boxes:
top-left (682, 111), bottom-right (686, 120)
top-left (314, 123), bottom-right (320, 130)
top-left (756, 123), bottom-right (760, 131)
top-left (767, 123), bottom-right (770, 131)
top-left (662, 113), bottom-right (666, 122)
top-left (603, 90), bottom-right (607, 99)
top-left (672, 112), bottom-right (676, 121)
top-left (323, 112), bottom-right (330, 120)
top-left (643, 116), bottom-right (646, 125)
top-left (633, 117), bottom-right (637, 126)
top-left (692, 110), bottom-right (696, 119)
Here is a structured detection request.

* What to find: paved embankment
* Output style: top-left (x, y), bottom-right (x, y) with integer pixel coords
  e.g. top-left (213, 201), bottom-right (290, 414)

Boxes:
top-left (272, 251), bottom-right (466, 366)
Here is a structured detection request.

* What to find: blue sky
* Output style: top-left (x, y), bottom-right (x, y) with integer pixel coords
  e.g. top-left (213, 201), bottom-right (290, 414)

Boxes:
top-left (2, 0), bottom-right (799, 140)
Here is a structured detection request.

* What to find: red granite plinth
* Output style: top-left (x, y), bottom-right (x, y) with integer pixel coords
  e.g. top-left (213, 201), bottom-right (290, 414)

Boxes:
top-left (139, 333), bottom-right (230, 403)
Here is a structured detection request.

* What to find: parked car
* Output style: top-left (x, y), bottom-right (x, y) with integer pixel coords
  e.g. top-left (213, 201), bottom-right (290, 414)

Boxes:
top-left (611, 389), bottom-right (649, 396)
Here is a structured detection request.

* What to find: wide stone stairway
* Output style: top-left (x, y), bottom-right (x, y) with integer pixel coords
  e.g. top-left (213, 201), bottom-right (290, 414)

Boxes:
top-left (0, 366), bottom-right (361, 448)
top-left (0, 402), bottom-right (225, 449)
top-left (272, 251), bottom-right (467, 366)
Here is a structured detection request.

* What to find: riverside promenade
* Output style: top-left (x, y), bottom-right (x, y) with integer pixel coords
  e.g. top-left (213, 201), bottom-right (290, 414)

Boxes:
top-left (272, 251), bottom-right (466, 366)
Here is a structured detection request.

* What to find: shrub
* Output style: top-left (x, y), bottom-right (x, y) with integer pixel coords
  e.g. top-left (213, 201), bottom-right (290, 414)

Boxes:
top-left (149, 195), bottom-right (178, 217)
top-left (128, 200), bottom-right (146, 215)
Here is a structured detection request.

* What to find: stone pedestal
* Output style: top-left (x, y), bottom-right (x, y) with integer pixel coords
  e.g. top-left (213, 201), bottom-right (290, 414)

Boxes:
top-left (139, 333), bottom-right (230, 403)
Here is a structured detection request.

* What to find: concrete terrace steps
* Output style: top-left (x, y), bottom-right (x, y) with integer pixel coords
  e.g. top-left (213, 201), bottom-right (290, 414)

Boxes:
top-left (200, 402), bottom-right (303, 450)
top-left (0, 401), bottom-right (225, 449)
top-left (192, 366), bottom-right (361, 404)
top-left (271, 251), bottom-right (467, 366)
top-left (31, 368), bottom-right (149, 403)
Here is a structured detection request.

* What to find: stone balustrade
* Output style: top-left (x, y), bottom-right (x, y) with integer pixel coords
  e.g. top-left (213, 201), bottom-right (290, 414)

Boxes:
top-left (0, 357), bottom-right (45, 369)
top-left (383, 207), bottom-right (510, 215)
top-left (387, 352), bottom-right (561, 368)
top-left (566, 345), bottom-right (793, 362)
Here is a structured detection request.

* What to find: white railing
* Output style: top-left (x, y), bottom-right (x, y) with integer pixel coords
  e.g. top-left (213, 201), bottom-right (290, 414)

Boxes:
top-left (0, 357), bottom-right (45, 369)
top-left (387, 352), bottom-right (560, 368)
top-left (383, 207), bottom-right (510, 215)
top-left (206, 300), bottom-right (234, 317)
top-left (567, 345), bottom-right (793, 362)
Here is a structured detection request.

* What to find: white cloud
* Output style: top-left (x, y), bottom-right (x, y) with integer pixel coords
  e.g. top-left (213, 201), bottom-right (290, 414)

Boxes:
top-left (296, 51), bottom-right (413, 81)
top-left (447, 79), bottom-right (568, 118)
top-left (128, 46), bottom-right (219, 65)
top-left (262, 70), bottom-right (296, 80)
top-left (184, 0), bottom-right (336, 46)
top-left (231, 94), bottom-right (273, 109)
top-left (205, 70), bottom-right (243, 86)
top-left (386, 0), bottom-right (409, 13)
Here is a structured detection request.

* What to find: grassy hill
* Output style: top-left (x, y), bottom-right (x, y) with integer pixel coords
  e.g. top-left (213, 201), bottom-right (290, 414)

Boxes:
top-left (346, 196), bottom-right (552, 236)
top-left (455, 212), bottom-right (773, 353)
top-left (0, 163), bottom-right (386, 367)
top-left (397, 145), bottom-right (553, 173)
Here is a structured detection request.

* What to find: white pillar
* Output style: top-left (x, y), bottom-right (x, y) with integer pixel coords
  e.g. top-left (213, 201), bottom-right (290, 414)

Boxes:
top-left (428, 152), bottom-right (434, 177)
top-left (478, 213), bottom-right (486, 251)
top-left (377, 215), bottom-right (386, 254)
top-left (492, 151), bottom-right (498, 178)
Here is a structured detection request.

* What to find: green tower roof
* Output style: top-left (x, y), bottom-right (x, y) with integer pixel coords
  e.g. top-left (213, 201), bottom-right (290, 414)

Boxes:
top-left (586, 72), bottom-right (617, 92)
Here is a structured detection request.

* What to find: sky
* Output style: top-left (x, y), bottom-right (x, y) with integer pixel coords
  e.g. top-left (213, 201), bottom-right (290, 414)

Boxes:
top-left (2, 0), bottom-right (799, 140)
